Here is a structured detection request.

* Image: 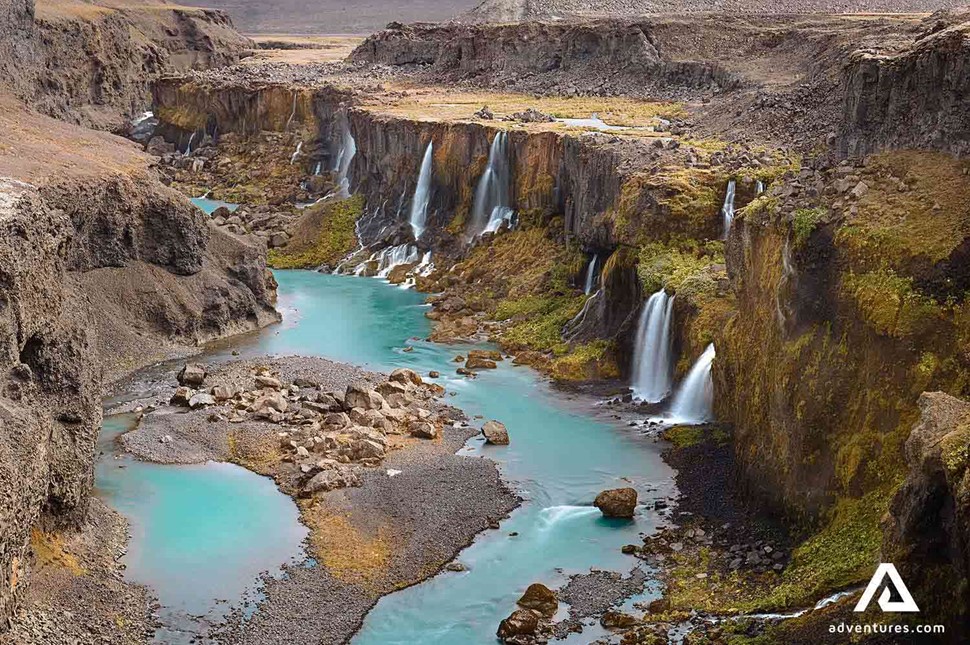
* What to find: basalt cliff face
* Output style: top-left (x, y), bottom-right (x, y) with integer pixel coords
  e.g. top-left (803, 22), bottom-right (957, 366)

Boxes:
top-left (3, 0), bottom-right (252, 131)
top-left (0, 1), bottom-right (275, 629)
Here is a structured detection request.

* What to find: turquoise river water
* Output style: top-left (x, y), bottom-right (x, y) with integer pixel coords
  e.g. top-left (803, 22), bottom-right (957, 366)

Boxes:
top-left (97, 270), bottom-right (676, 643)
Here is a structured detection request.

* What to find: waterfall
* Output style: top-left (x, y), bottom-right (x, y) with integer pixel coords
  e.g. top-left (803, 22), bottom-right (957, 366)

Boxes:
top-left (756, 179), bottom-right (765, 195)
top-left (631, 290), bottom-right (675, 403)
top-left (285, 92), bottom-right (298, 131)
top-left (583, 255), bottom-right (600, 295)
top-left (721, 180), bottom-right (736, 239)
top-left (290, 141), bottom-right (303, 165)
top-left (332, 115), bottom-right (357, 198)
top-left (185, 131), bottom-right (196, 155)
top-left (669, 344), bottom-right (716, 424)
top-left (361, 244), bottom-right (422, 278)
top-left (314, 161), bottom-right (322, 176)
top-left (409, 142), bottom-right (434, 240)
top-left (469, 131), bottom-right (514, 237)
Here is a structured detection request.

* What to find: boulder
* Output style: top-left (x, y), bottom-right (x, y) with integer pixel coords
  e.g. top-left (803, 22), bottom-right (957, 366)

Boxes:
top-left (344, 384), bottom-right (385, 411)
top-left (497, 609), bottom-right (539, 640)
top-left (301, 467), bottom-right (363, 495)
top-left (252, 391), bottom-right (288, 414)
top-left (170, 387), bottom-right (194, 407)
top-left (594, 487), bottom-right (638, 518)
top-left (517, 583), bottom-right (557, 617)
top-left (482, 420), bottom-right (510, 445)
top-left (390, 368), bottom-right (423, 386)
top-left (377, 380), bottom-right (408, 398)
top-left (468, 349), bottom-right (503, 362)
top-left (465, 356), bottom-right (497, 370)
top-left (211, 385), bottom-right (236, 401)
top-left (323, 412), bottom-right (351, 429)
top-left (410, 422), bottom-right (437, 439)
top-left (178, 363), bottom-right (206, 387)
top-left (600, 610), bottom-right (638, 629)
top-left (255, 375), bottom-right (282, 390)
top-left (188, 393), bottom-right (216, 409)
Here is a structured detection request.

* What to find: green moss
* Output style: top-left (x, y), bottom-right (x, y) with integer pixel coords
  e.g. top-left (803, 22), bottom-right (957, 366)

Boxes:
top-left (941, 424), bottom-right (970, 477)
top-left (842, 270), bottom-right (944, 339)
top-left (549, 340), bottom-right (620, 381)
top-left (791, 207), bottom-right (826, 247)
top-left (750, 489), bottom-right (890, 611)
top-left (637, 240), bottom-right (725, 295)
top-left (268, 195), bottom-right (364, 269)
top-left (498, 295), bottom-right (585, 355)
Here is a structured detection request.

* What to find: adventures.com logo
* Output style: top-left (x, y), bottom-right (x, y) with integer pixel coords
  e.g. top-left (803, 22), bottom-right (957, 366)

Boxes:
top-left (829, 563), bottom-right (945, 637)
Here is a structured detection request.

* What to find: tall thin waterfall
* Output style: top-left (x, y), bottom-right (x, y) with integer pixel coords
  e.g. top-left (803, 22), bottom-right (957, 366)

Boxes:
top-left (290, 141), bottom-right (303, 164)
top-left (756, 179), bottom-right (765, 195)
top-left (669, 344), bottom-right (716, 424)
top-left (470, 131), bottom-right (514, 237)
top-left (721, 180), bottom-right (736, 239)
top-left (409, 142), bottom-right (434, 240)
top-left (584, 255), bottom-right (600, 295)
top-left (332, 115), bottom-right (357, 198)
top-left (631, 290), bottom-right (675, 403)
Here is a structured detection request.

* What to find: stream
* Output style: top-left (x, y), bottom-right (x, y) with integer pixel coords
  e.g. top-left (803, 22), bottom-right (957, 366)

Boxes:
top-left (97, 270), bottom-right (677, 643)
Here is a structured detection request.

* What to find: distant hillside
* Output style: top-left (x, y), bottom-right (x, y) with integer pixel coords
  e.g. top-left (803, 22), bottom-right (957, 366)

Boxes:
top-left (461, 0), bottom-right (965, 22)
top-left (174, 0), bottom-right (480, 34)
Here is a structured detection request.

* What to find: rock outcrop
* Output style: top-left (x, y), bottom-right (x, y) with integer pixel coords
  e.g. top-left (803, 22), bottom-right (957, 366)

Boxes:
top-left (884, 392), bottom-right (970, 641)
top-left (1, 0), bottom-right (253, 131)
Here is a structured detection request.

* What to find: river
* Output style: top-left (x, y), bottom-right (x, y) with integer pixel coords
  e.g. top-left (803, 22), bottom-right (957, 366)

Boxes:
top-left (97, 270), bottom-right (676, 643)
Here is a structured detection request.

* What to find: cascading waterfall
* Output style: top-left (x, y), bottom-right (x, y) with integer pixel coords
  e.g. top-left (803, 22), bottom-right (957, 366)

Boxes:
top-left (721, 179), bottom-right (736, 239)
top-left (358, 244), bottom-right (422, 278)
top-left (409, 142), bottom-right (434, 240)
top-left (469, 131), bottom-right (514, 237)
top-left (185, 131), bottom-right (197, 155)
top-left (314, 161), bottom-right (322, 176)
top-left (631, 290), bottom-right (675, 403)
top-left (290, 141), bottom-right (303, 164)
top-left (756, 179), bottom-right (765, 195)
top-left (584, 254), bottom-right (600, 295)
top-left (332, 115), bottom-right (357, 198)
top-left (669, 343), bottom-right (716, 424)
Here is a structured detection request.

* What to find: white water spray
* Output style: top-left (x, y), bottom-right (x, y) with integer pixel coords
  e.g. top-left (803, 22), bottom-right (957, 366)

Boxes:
top-left (721, 180), bottom-right (736, 239)
top-left (332, 115), bottom-right (357, 198)
top-left (470, 131), bottom-right (514, 237)
top-left (409, 141), bottom-right (434, 240)
top-left (631, 290), bottom-right (676, 403)
top-left (756, 179), bottom-right (765, 195)
top-left (669, 344), bottom-right (716, 424)
top-left (290, 141), bottom-right (303, 164)
top-left (584, 255), bottom-right (600, 295)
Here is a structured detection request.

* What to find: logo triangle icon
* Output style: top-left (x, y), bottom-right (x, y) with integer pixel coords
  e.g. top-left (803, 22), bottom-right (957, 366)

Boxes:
top-left (854, 563), bottom-right (919, 613)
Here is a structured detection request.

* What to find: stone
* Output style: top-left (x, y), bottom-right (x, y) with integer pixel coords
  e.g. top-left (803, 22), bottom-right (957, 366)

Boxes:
top-left (465, 356), bottom-right (497, 370)
top-left (474, 105), bottom-right (494, 120)
top-left (344, 384), bottom-right (385, 411)
top-left (410, 422), bottom-right (437, 439)
top-left (177, 363), bottom-right (206, 387)
top-left (468, 349), bottom-right (503, 362)
top-left (377, 380), bottom-right (408, 398)
top-left (647, 598), bottom-right (670, 614)
top-left (389, 368), bottom-right (423, 386)
top-left (252, 391), bottom-right (288, 414)
top-left (188, 393), bottom-right (216, 409)
top-left (211, 385), bottom-right (236, 401)
top-left (428, 371), bottom-right (440, 378)
top-left (255, 375), bottom-right (282, 390)
top-left (600, 610), bottom-right (638, 629)
top-left (850, 181), bottom-right (870, 199)
top-left (496, 609), bottom-right (539, 640)
top-left (594, 488), bottom-right (638, 518)
top-left (482, 420), bottom-right (510, 445)
top-left (323, 412), bottom-right (351, 429)
top-left (517, 583), bottom-right (557, 617)
top-left (445, 562), bottom-right (467, 572)
top-left (301, 467), bottom-right (363, 495)
top-left (296, 446), bottom-right (310, 458)
top-left (170, 387), bottom-right (194, 407)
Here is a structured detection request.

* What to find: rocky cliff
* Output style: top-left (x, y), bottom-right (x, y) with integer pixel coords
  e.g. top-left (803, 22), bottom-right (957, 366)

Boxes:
top-left (1, 0), bottom-right (252, 131)
top-left (839, 9), bottom-right (970, 158)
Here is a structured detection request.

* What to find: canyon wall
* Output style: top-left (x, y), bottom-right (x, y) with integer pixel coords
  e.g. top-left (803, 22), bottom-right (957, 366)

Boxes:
top-left (839, 11), bottom-right (970, 158)
top-left (2, 0), bottom-right (252, 131)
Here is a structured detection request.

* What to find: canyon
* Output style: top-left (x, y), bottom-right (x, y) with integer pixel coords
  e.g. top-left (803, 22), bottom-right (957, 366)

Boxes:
top-left (2, 1), bottom-right (970, 644)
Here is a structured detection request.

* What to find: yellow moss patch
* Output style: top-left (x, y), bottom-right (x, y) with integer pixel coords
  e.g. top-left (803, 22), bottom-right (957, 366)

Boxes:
top-left (269, 195), bottom-right (364, 269)
top-left (300, 501), bottom-right (392, 587)
top-left (30, 528), bottom-right (84, 576)
top-left (837, 151), bottom-right (970, 271)
top-left (226, 429), bottom-right (282, 476)
top-left (549, 340), bottom-right (620, 380)
top-left (842, 269), bottom-right (945, 339)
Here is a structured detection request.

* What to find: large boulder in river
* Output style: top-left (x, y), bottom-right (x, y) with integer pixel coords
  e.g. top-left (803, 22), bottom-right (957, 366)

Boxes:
top-left (465, 356), bottom-right (497, 370)
top-left (178, 363), bottom-right (207, 387)
top-left (517, 583), bottom-right (558, 617)
top-left (497, 609), bottom-right (539, 641)
top-left (482, 420), bottom-right (510, 445)
top-left (594, 488), bottom-right (638, 518)
top-left (390, 367), bottom-right (423, 386)
top-left (344, 384), bottom-right (386, 411)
